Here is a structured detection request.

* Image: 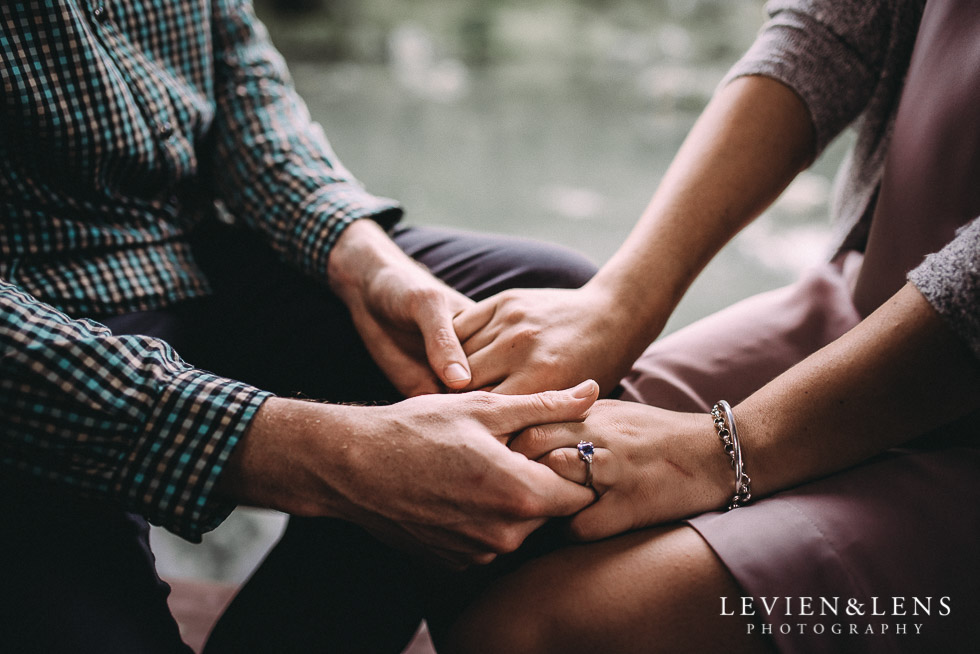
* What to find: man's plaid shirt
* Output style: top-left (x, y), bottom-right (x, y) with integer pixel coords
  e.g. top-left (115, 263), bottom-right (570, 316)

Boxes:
top-left (1, 0), bottom-right (400, 540)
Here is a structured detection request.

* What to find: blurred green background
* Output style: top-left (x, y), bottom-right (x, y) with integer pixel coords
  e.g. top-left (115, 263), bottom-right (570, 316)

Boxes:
top-left (153, 0), bottom-right (850, 584)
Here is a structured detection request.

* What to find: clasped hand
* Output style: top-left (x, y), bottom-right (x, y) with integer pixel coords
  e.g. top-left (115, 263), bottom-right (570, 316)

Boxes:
top-left (453, 285), bottom-right (653, 396)
top-left (328, 220), bottom-right (476, 396)
top-left (509, 401), bottom-right (733, 541)
top-left (329, 222), bottom-right (650, 399)
top-left (326, 222), bottom-right (729, 550)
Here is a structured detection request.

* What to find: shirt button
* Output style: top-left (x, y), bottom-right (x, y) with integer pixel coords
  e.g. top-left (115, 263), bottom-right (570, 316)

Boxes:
top-left (158, 122), bottom-right (175, 139)
top-left (92, 5), bottom-right (109, 21)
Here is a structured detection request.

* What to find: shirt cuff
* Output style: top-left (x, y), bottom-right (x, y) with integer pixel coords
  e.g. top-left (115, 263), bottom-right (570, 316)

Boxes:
top-left (115, 368), bottom-right (273, 542)
top-left (295, 182), bottom-right (403, 278)
top-left (908, 217), bottom-right (980, 362)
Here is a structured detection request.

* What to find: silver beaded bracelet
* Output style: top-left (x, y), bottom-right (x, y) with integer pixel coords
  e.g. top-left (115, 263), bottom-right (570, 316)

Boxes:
top-left (710, 401), bottom-right (752, 510)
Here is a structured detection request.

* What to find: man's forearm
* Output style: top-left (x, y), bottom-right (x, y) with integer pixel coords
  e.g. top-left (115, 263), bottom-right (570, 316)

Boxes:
top-left (217, 397), bottom-right (346, 518)
top-left (210, 0), bottom-right (401, 281)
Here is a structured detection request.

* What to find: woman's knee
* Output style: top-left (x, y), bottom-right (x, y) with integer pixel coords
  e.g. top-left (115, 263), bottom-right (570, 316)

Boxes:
top-left (443, 526), bottom-right (769, 654)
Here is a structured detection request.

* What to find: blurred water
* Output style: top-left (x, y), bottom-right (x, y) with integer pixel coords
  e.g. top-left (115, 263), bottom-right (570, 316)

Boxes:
top-left (153, 0), bottom-right (850, 584)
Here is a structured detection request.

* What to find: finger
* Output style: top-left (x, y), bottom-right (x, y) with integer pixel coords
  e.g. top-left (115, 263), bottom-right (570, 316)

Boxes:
top-left (453, 296), bottom-right (501, 343)
top-left (537, 447), bottom-right (616, 493)
top-left (510, 423), bottom-right (584, 459)
top-left (460, 327), bottom-right (499, 358)
top-left (357, 315), bottom-right (441, 396)
top-left (462, 345), bottom-right (520, 392)
top-left (471, 380), bottom-right (600, 435)
top-left (568, 495), bottom-right (629, 542)
top-left (520, 459), bottom-right (597, 517)
top-left (414, 290), bottom-right (473, 390)
top-left (381, 350), bottom-right (441, 396)
top-left (491, 371), bottom-right (553, 396)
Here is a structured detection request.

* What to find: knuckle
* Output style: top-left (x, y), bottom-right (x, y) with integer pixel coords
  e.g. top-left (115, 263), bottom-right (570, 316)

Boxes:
top-left (490, 527), bottom-right (526, 554)
top-left (511, 325), bottom-right (541, 346)
top-left (466, 391), bottom-right (497, 413)
top-left (504, 306), bottom-right (528, 324)
top-left (472, 552), bottom-right (497, 566)
top-left (542, 447), bottom-right (573, 472)
top-left (530, 390), bottom-right (565, 413)
top-left (569, 519), bottom-right (592, 541)
top-left (495, 485), bottom-right (540, 520)
top-left (536, 352), bottom-right (563, 373)
top-left (519, 425), bottom-right (549, 452)
top-left (513, 492), bottom-right (544, 520)
top-left (430, 326), bottom-right (458, 349)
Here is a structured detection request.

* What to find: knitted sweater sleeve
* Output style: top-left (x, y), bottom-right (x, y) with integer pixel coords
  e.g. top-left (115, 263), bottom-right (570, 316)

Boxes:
top-left (909, 218), bottom-right (980, 361)
top-left (722, 0), bottom-right (921, 157)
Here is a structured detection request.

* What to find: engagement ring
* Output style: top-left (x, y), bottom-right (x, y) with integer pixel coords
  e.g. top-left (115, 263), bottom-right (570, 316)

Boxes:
top-left (577, 440), bottom-right (595, 488)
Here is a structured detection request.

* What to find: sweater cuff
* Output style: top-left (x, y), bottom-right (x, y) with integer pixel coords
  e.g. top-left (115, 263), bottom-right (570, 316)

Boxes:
top-left (721, 11), bottom-right (876, 156)
top-left (908, 217), bottom-right (980, 362)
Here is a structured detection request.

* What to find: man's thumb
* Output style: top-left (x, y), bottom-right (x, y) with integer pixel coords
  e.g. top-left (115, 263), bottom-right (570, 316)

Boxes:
top-left (485, 380), bottom-right (599, 434)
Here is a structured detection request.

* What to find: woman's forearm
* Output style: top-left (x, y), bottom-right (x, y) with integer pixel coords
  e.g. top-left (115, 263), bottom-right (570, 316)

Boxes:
top-left (589, 75), bottom-right (815, 343)
top-left (452, 75), bottom-right (816, 396)
top-left (737, 283), bottom-right (980, 496)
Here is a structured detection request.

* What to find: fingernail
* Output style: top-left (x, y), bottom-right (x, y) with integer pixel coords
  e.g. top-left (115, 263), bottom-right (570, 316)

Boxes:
top-left (445, 362), bottom-right (471, 383)
top-left (570, 379), bottom-right (598, 399)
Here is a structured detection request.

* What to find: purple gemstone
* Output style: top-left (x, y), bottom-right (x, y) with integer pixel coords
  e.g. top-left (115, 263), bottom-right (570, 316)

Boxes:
top-left (577, 441), bottom-right (594, 458)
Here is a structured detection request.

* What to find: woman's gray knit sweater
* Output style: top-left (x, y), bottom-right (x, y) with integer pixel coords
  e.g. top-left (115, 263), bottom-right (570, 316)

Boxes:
top-left (724, 0), bottom-right (980, 358)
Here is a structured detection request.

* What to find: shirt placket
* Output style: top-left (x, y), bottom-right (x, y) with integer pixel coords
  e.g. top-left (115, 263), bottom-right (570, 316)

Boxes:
top-left (82, 1), bottom-right (188, 191)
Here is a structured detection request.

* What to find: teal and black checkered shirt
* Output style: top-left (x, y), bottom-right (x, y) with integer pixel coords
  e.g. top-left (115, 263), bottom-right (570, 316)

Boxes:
top-left (1, 0), bottom-right (400, 540)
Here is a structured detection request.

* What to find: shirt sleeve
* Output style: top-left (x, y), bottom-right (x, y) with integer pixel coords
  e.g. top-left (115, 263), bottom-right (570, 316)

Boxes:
top-left (0, 280), bottom-right (272, 542)
top-left (721, 0), bottom-right (920, 156)
top-left (208, 0), bottom-right (402, 279)
top-left (908, 217), bottom-right (980, 361)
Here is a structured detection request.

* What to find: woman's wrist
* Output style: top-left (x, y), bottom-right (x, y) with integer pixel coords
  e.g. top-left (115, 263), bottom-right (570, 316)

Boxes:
top-left (653, 409), bottom-right (735, 518)
top-left (567, 283), bottom-right (666, 393)
top-left (584, 271), bottom-right (674, 341)
top-left (689, 411), bottom-right (739, 513)
top-left (580, 275), bottom-right (674, 368)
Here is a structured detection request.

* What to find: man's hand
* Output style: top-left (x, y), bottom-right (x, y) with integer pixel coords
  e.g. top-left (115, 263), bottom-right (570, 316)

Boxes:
top-left (219, 380), bottom-right (601, 566)
top-left (328, 219), bottom-right (474, 396)
top-left (453, 286), bottom-right (656, 396)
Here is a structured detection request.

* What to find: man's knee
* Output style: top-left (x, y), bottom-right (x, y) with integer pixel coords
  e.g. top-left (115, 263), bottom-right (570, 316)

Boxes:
top-left (2, 486), bottom-right (188, 653)
top-left (393, 226), bottom-right (597, 300)
top-left (498, 241), bottom-right (597, 291)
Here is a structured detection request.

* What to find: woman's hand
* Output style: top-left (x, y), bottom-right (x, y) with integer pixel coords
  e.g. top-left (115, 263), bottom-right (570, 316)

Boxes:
top-left (510, 400), bottom-right (732, 541)
top-left (513, 285), bottom-right (980, 547)
top-left (454, 286), bottom-right (657, 396)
